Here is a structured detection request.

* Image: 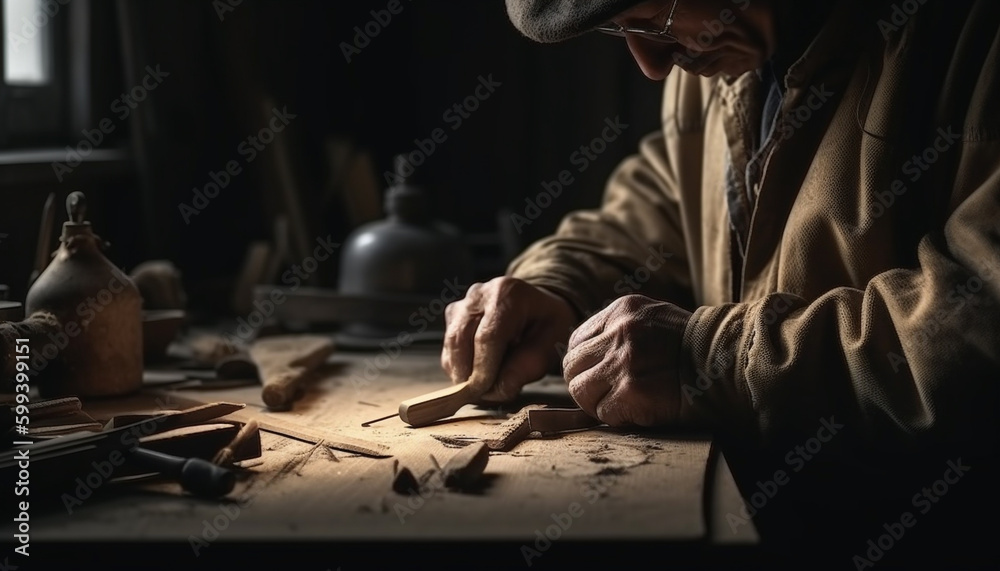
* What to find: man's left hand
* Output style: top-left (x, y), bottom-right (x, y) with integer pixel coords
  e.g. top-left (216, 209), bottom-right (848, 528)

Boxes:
top-left (563, 295), bottom-right (693, 427)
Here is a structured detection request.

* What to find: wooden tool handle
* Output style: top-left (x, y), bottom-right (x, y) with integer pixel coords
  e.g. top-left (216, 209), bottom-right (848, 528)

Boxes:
top-left (261, 370), bottom-right (303, 409)
top-left (398, 381), bottom-right (475, 427)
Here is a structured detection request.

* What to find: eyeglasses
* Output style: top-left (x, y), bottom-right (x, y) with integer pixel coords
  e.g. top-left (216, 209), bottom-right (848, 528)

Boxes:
top-left (594, 0), bottom-right (680, 43)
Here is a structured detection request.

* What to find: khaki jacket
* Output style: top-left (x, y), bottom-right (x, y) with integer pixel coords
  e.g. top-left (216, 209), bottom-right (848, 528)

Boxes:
top-left (509, 0), bottom-right (1000, 453)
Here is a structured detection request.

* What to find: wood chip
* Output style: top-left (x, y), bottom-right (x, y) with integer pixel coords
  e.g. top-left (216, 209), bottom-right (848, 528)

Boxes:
top-left (443, 442), bottom-right (490, 490)
top-left (484, 405), bottom-right (545, 451)
top-left (392, 467), bottom-right (420, 495)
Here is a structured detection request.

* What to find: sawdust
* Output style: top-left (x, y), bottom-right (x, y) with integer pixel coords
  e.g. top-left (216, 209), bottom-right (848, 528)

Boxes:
top-left (588, 455), bottom-right (611, 464)
top-left (294, 441), bottom-right (325, 475)
top-left (253, 440), bottom-right (323, 491)
top-left (320, 445), bottom-right (340, 462)
top-left (430, 435), bottom-right (478, 448)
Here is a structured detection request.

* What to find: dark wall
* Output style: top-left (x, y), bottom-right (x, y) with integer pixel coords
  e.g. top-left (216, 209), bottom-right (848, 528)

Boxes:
top-left (0, 0), bottom-right (664, 310)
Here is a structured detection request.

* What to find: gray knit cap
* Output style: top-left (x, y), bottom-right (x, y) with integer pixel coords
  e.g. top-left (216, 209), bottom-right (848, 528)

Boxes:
top-left (505, 0), bottom-right (646, 43)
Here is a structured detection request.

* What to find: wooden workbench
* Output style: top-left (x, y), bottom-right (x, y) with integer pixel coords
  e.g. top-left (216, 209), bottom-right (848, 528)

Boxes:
top-left (17, 347), bottom-right (762, 569)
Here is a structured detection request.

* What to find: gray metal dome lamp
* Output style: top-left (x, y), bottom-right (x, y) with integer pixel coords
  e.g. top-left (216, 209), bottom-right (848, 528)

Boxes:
top-left (338, 155), bottom-right (474, 339)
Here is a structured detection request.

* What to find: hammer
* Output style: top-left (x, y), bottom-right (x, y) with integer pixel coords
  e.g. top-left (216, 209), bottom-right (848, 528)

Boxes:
top-left (248, 335), bottom-right (336, 410)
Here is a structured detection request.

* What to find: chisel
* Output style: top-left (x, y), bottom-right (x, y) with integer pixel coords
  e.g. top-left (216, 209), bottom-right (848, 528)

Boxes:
top-left (398, 380), bottom-right (479, 427)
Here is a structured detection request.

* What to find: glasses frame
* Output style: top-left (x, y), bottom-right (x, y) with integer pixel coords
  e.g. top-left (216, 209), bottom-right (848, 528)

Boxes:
top-left (594, 0), bottom-right (681, 43)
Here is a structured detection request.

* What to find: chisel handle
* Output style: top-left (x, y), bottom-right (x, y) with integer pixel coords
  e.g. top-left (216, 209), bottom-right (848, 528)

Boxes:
top-left (398, 381), bottom-right (476, 427)
top-left (130, 447), bottom-right (235, 498)
top-left (261, 370), bottom-right (304, 410)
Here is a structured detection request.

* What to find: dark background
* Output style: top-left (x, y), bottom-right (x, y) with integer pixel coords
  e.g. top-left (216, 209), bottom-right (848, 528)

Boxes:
top-left (0, 0), bottom-right (663, 311)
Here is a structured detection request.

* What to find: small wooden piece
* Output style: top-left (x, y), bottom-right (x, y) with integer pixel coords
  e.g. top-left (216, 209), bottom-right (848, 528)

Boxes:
top-left (212, 420), bottom-right (260, 466)
top-left (442, 442), bottom-right (490, 490)
top-left (138, 423), bottom-right (261, 469)
top-left (484, 405), bottom-right (546, 451)
top-left (225, 409), bottom-right (392, 458)
top-left (104, 402), bottom-right (246, 431)
top-left (392, 467), bottom-right (419, 495)
top-left (398, 381), bottom-right (477, 427)
top-left (250, 335), bottom-right (336, 410)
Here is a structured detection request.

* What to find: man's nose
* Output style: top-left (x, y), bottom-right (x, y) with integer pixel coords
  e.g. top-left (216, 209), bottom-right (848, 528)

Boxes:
top-left (625, 34), bottom-right (676, 81)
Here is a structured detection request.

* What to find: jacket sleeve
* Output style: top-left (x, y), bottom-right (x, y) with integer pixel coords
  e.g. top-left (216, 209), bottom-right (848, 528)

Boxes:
top-left (506, 78), bottom-right (699, 320)
top-left (680, 136), bottom-right (1000, 459)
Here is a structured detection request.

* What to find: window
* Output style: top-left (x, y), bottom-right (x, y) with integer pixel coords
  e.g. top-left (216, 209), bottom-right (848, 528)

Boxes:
top-left (4, 0), bottom-right (51, 84)
top-left (0, 0), bottom-right (68, 148)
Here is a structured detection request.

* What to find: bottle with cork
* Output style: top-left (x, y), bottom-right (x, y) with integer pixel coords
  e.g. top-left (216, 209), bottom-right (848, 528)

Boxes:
top-left (23, 191), bottom-right (143, 397)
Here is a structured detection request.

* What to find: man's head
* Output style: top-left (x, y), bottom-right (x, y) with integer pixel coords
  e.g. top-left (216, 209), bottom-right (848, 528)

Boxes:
top-left (506, 0), bottom-right (776, 80)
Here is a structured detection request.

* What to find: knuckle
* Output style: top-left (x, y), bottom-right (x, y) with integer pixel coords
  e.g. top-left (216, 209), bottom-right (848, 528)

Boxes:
top-left (619, 294), bottom-right (647, 312)
top-left (567, 325), bottom-right (586, 349)
top-left (466, 281), bottom-right (485, 299)
top-left (473, 322), bottom-right (500, 345)
top-left (566, 376), bottom-right (585, 401)
top-left (492, 280), bottom-right (517, 302)
top-left (443, 326), bottom-right (463, 349)
top-left (492, 276), bottom-right (529, 299)
top-left (595, 401), bottom-right (621, 427)
top-left (444, 300), bottom-right (459, 321)
top-left (616, 320), bottom-right (642, 341)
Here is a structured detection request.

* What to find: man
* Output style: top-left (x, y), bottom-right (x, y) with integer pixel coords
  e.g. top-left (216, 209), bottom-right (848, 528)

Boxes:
top-left (444, 0), bottom-right (999, 566)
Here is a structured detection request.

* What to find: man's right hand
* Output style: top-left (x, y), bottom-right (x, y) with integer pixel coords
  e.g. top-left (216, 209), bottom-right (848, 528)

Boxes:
top-left (441, 277), bottom-right (578, 402)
